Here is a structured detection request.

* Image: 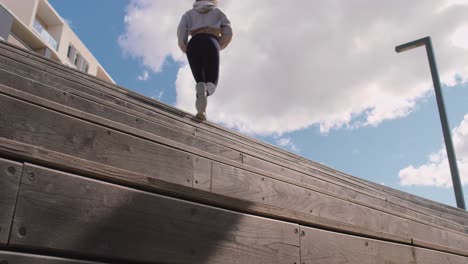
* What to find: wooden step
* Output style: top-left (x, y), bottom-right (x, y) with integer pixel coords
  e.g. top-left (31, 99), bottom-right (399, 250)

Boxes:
top-left (0, 41), bottom-right (465, 224)
top-left (0, 40), bottom-right (467, 261)
top-left (0, 84), bottom-right (467, 257)
top-left (0, 251), bottom-right (110, 264)
top-left (10, 163), bottom-right (300, 264)
top-left (0, 44), bottom-right (466, 230)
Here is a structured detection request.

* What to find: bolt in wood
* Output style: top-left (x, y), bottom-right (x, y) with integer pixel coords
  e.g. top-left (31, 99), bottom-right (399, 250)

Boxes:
top-left (28, 173), bottom-right (35, 181)
top-left (18, 227), bottom-right (26, 237)
top-left (7, 166), bottom-right (15, 175)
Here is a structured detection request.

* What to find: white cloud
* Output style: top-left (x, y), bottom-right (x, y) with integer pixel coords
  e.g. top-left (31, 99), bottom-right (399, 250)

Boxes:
top-left (276, 137), bottom-right (300, 152)
top-left (399, 114), bottom-right (468, 188)
top-left (63, 18), bottom-right (73, 28)
top-left (151, 90), bottom-right (164, 101)
top-left (137, 70), bottom-right (150, 81)
top-left (119, 0), bottom-right (468, 135)
top-left (452, 24), bottom-right (468, 49)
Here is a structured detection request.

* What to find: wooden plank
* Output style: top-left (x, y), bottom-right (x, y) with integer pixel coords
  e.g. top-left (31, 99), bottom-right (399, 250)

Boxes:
top-left (300, 226), bottom-right (415, 264)
top-left (2, 87), bottom-right (468, 255)
top-left (414, 248), bottom-right (467, 264)
top-left (0, 86), bottom-right (415, 222)
top-left (1, 53), bottom-right (467, 228)
top-left (0, 87), bottom-right (464, 254)
top-left (10, 164), bottom-right (300, 264)
top-left (300, 225), bottom-right (467, 264)
top-left (0, 46), bottom-right (387, 193)
top-left (0, 77), bottom-right (460, 239)
top-left (0, 158), bottom-right (23, 246)
top-left (243, 154), bottom-right (390, 207)
top-left (193, 156), bottom-right (212, 191)
top-left (0, 46), bottom-right (468, 246)
top-left (0, 67), bottom-right (243, 164)
top-left (0, 250), bottom-right (110, 264)
top-left (0, 93), bottom-right (193, 187)
top-left (409, 221), bottom-right (468, 257)
top-left (212, 162), bottom-right (410, 241)
top-left (2, 44), bottom-right (468, 225)
top-left (9, 137), bottom-right (468, 255)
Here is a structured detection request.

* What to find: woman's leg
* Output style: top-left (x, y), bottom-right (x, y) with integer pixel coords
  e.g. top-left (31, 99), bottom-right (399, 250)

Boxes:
top-left (186, 36), bottom-right (204, 83)
top-left (204, 36), bottom-right (220, 95)
top-left (187, 35), bottom-right (208, 120)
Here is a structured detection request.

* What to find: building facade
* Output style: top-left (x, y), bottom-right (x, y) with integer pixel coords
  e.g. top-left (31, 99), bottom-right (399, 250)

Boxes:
top-left (0, 0), bottom-right (114, 83)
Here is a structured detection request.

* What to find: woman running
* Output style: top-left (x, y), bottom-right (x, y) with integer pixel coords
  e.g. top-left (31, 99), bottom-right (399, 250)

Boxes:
top-left (177, 0), bottom-right (233, 121)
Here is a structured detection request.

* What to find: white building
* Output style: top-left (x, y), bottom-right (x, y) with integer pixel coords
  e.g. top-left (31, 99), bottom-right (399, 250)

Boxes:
top-left (0, 0), bottom-right (114, 83)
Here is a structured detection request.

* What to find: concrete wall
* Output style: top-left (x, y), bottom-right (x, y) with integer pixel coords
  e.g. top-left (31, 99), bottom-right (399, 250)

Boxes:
top-left (7, 34), bottom-right (30, 50)
top-left (0, 0), bottom-right (38, 27)
top-left (0, 4), bottom-right (13, 40)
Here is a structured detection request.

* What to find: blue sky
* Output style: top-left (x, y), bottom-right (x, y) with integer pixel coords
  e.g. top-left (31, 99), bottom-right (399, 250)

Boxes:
top-left (49, 0), bottom-right (468, 207)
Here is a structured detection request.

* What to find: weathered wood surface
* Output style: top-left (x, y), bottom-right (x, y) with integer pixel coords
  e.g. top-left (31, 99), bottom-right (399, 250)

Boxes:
top-left (0, 251), bottom-right (110, 264)
top-left (0, 41), bottom-right (468, 256)
top-left (0, 92), bottom-right (194, 187)
top-left (193, 156), bottom-right (212, 192)
top-left (1, 43), bottom-right (466, 227)
top-left (211, 162), bottom-right (410, 239)
top-left (0, 158), bottom-right (23, 246)
top-left (409, 221), bottom-right (468, 256)
top-left (0, 67), bottom-right (465, 234)
top-left (415, 248), bottom-right (468, 264)
top-left (300, 226), bottom-right (468, 264)
top-left (5, 39), bottom-right (462, 224)
top-left (0, 67), bottom-right (243, 164)
top-left (0, 137), bottom-right (415, 246)
top-left (10, 164), bottom-right (300, 264)
top-left (0, 45), bottom-right (467, 228)
top-left (0, 90), bottom-right (410, 243)
top-left (2, 86), bottom-right (468, 256)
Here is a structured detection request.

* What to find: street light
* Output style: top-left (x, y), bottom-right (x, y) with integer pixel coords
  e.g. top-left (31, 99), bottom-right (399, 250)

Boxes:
top-left (396, 36), bottom-right (466, 210)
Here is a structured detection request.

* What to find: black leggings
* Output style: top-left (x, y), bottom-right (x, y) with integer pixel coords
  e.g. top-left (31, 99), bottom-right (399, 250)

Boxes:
top-left (186, 33), bottom-right (220, 87)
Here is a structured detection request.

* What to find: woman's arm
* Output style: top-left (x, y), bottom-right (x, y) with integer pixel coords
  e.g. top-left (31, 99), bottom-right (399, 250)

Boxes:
top-left (177, 13), bottom-right (189, 53)
top-left (219, 12), bottom-right (233, 50)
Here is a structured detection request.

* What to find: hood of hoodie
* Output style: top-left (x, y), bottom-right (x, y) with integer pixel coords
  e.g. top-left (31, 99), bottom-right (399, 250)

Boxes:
top-left (193, 1), bottom-right (217, 13)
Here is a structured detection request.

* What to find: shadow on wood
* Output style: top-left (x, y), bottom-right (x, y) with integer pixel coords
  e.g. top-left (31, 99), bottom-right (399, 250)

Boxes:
top-left (9, 164), bottom-right (300, 264)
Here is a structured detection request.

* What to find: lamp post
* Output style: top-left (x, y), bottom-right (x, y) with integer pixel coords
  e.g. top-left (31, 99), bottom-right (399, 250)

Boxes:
top-left (396, 36), bottom-right (466, 210)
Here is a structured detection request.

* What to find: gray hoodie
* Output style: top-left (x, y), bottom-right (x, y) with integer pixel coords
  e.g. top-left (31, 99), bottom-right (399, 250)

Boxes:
top-left (177, 1), bottom-right (233, 52)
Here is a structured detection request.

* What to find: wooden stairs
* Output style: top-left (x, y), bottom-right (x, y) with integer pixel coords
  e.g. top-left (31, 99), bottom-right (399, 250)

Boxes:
top-left (0, 40), bottom-right (467, 263)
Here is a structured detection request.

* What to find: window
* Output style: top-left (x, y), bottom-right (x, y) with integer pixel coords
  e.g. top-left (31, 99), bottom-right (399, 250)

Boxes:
top-left (67, 44), bottom-right (76, 62)
top-left (74, 53), bottom-right (79, 66)
top-left (67, 43), bottom-right (89, 73)
top-left (83, 62), bottom-right (89, 73)
top-left (67, 45), bottom-right (72, 58)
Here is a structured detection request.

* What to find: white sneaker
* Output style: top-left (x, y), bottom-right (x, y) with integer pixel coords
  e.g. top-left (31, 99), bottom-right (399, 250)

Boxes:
top-left (206, 82), bottom-right (217, 95)
top-left (195, 112), bottom-right (206, 121)
top-left (196, 82), bottom-right (207, 115)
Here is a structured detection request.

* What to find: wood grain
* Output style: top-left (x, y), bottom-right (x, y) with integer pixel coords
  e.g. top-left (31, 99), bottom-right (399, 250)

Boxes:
top-left (0, 93), bottom-right (193, 187)
top-left (0, 250), bottom-right (110, 264)
top-left (414, 248), bottom-right (467, 264)
top-left (211, 162), bottom-right (410, 240)
top-left (0, 158), bottom-right (23, 245)
top-left (10, 164), bottom-right (300, 264)
top-left (0, 49), bottom-right (467, 229)
top-left (193, 156), bottom-right (212, 192)
top-left (0, 81), bottom-right (464, 243)
top-left (0, 67), bottom-right (243, 164)
top-left (409, 221), bottom-right (468, 257)
top-left (0, 43), bottom-right (468, 256)
top-left (2, 87), bottom-right (468, 255)
top-left (300, 226), bottom-right (468, 264)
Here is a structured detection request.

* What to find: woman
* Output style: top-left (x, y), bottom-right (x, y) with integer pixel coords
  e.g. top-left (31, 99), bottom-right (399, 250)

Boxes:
top-left (177, 0), bottom-right (233, 121)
